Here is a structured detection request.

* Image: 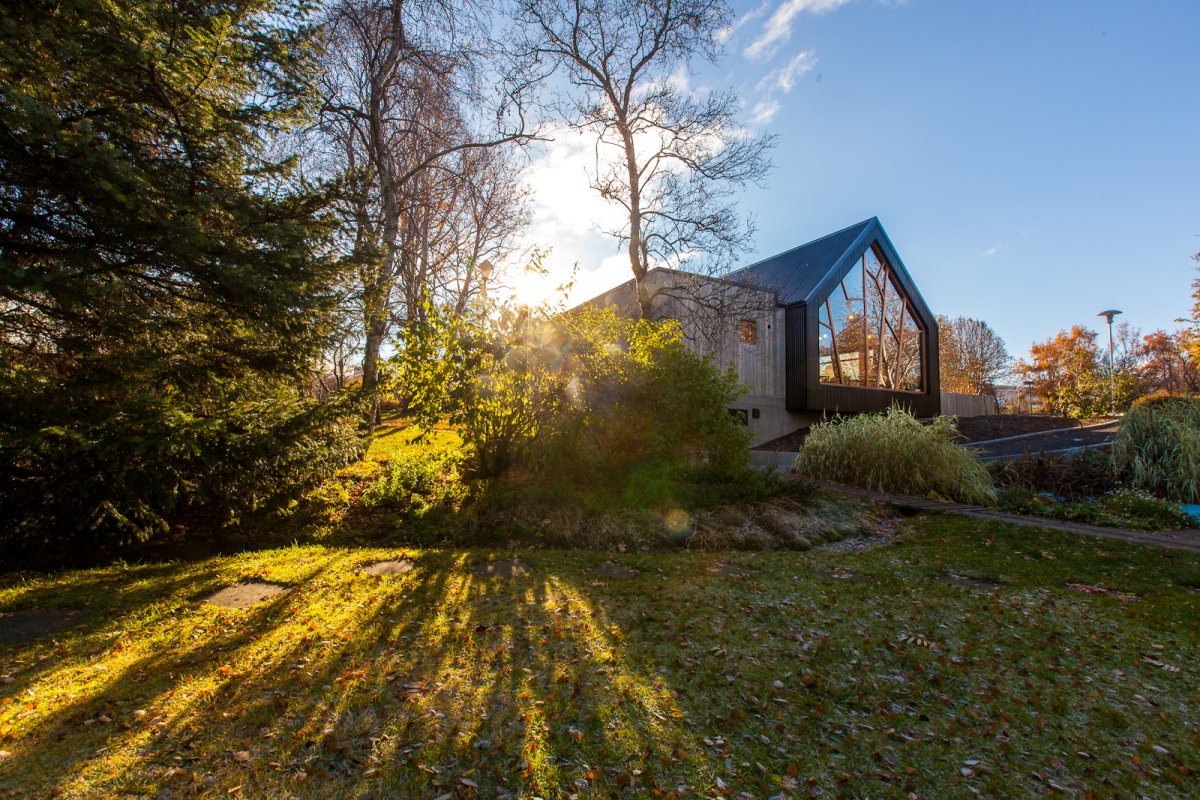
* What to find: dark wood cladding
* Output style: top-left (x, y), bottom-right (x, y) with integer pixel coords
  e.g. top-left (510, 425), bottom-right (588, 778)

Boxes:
top-left (785, 301), bottom-right (941, 417)
top-left (784, 304), bottom-right (805, 409)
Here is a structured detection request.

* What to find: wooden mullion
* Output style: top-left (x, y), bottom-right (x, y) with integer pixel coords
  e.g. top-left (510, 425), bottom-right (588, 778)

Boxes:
top-left (875, 262), bottom-right (889, 387)
top-left (894, 298), bottom-right (909, 387)
top-left (824, 298), bottom-right (843, 384)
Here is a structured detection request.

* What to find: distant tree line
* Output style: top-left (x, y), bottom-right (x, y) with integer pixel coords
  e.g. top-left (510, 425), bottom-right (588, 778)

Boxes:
top-left (938, 278), bottom-right (1200, 418)
top-left (1015, 310), bottom-right (1200, 418)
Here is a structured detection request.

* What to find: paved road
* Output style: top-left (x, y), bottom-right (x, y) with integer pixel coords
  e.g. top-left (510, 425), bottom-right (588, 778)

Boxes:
top-left (975, 421), bottom-right (1120, 461)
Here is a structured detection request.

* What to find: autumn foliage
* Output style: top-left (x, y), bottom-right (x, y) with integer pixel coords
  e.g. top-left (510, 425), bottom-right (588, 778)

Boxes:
top-left (1015, 326), bottom-right (1134, 417)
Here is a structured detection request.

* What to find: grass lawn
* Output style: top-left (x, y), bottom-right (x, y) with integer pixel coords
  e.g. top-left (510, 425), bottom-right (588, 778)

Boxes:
top-left (2, 515), bottom-right (1199, 798)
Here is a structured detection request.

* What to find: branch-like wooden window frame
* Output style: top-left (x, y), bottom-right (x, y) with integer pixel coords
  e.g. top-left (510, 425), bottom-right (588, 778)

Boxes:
top-left (738, 319), bottom-right (758, 346)
top-left (816, 244), bottom-right (925, 392)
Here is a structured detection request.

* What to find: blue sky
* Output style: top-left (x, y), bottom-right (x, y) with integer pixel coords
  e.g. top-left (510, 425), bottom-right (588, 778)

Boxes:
top-left (518, 0), bottom-right (1200, 361)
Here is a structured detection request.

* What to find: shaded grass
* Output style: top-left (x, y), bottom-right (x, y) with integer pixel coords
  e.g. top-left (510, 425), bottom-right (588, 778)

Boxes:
top-left (2, 517), bottom-right (1198, 798)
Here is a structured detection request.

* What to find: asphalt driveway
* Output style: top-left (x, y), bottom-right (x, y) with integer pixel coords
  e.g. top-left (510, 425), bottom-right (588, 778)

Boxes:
top-left (974, 420), bottom-right (1121, 461)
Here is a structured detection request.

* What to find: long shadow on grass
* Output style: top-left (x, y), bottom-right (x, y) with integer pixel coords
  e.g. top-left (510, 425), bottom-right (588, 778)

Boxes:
top-left (0, 557), bottom-right (304, 715)
top-left (8, 538), bottom-right (1200, 798)
top-left (0, 554), bottom-right (366, 795)
top-left (2, 553), bottom-right (738, 798)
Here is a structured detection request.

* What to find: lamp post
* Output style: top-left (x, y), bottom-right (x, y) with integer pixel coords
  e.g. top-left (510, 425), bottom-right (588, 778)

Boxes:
top-left (1097, 309), bottom-right (1122, 416)
top-left (477, 259), bottom-right (494, 302)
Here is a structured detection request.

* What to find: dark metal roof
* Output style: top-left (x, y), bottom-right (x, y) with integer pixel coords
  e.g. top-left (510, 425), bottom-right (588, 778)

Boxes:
top-left (574, 216), bottom-right (935, 330)
top-left (725, 217), bottom-right (877, 305)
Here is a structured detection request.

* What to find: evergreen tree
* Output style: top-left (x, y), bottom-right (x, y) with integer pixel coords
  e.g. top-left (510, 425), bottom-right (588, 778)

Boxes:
top-left (0, 0), bottom-right (361, 557)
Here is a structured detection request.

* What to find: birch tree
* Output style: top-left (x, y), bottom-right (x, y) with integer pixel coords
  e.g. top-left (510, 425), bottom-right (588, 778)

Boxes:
top-left (514, 0), bottom-right (773, 319)
top-left (313, 0), bottom-right (533, 413)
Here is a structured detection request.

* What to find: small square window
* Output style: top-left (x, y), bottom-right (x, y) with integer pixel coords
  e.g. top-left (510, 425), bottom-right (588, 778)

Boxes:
top-left (738, 320), bottom-right (757, 345)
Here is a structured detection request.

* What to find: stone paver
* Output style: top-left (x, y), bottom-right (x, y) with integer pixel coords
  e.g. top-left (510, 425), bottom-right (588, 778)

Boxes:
top-left (362, 559), bottom-right (414, 577)
top-left (588, 561), bottom-right (640, 579)
top-left (471, 560), bottom-right (528, 578)
top-left (202, 582), bottom-right (289, 609)
top-left (706, 562), bottom-right (757, 577)
top-left (0, 609), bottom-right (83, 644)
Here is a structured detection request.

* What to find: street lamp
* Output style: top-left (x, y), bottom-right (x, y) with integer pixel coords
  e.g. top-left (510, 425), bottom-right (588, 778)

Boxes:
top-left (1097, 309), bottom-right (1122, 416)
top-left (477, 259), bottom-right (494, 301)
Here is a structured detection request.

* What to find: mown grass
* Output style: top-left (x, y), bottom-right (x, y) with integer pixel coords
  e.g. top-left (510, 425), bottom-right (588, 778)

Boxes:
top-left (2, 516), bottom-right (1198, 798)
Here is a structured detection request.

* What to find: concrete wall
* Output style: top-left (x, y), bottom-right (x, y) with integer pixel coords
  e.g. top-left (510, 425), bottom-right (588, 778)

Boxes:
top-left (940, 391), bottom-right (996, 418)
top-left (580, 268), bottom-right (813, 446)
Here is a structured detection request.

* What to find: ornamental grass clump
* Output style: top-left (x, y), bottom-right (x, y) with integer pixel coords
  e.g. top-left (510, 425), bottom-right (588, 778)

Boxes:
top-left (794, 406), bottom-right (997, 505)
top-left (1112, 395), bottom-right (1200, 503)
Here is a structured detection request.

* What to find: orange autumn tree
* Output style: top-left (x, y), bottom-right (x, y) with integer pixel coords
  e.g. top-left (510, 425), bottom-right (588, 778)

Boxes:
top-left (1184, 250), bottom-right (1200, 366)
top-left (1140, 329), bottom-right (1200, 394)
top-left (1017, 326), bottom-right (1099, 412)
top-left (1016, 325), bottom-right (1145, 416)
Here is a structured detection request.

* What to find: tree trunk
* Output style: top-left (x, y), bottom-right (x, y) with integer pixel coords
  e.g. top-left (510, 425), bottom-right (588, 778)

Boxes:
top-left (361, 309), bottom-right (387, 434)
top-left (620, 123), bottom-right (653, 320)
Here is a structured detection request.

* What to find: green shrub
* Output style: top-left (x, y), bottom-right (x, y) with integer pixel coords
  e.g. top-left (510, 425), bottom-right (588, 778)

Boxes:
top-left (1, 389), bottom-right (365, 559)
top-left (1097, 488), bottom-right (1193, 531)
top-left (1053, 369), bottom-right (1145, 419)
top-left (395, 303), bottom-right (756, 503)
top-left (393, 301), bottom-right (561, 478)
top-left (362, 451), bottom-right (466, 515)
top-left (536, 308), bottom-right (752, 493)
top-left (996, 487), bottom-right (1099, 523)
top-left (794, 407), bottom-right (997, 505)
top-left (995, 485), bottom-right (1045, 515)
top-left (996, 486), bottom-right (1191, 532)
top-left (1111, 396), bottom-right (1200, 502)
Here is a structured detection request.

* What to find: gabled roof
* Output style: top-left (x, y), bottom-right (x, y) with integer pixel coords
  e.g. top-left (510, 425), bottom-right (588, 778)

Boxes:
top-left (724, 217), bottom-right (877, 305)
top-left (575, 217), bottom-right (935, 328)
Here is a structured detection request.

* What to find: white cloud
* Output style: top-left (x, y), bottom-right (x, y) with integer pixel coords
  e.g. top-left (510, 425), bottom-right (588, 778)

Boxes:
top-left (749, 100), bottom-right (782, 124)
top-left (716, 0), bottom-right (771, 43)
top-left (980, 244), bottom-right (1003, 258)
top-left (512, 111), bottom-right (740, 304)
top-left (745, 0), bottom-right (856, 61)
top-left (755, 49), bottom-right (818, 94)
top-left (775, 50), bottom-right (819, 91)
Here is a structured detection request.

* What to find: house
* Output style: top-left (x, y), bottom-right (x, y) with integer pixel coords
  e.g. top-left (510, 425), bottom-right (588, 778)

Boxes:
top-left (581, 217), bottom-right (941, 446)
top-left (995, 384), bottom-right (1045, 415)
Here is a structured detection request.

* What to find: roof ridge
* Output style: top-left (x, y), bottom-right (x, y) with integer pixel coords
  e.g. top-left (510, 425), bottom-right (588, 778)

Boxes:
top-left (729, 217), bottom-right (876, 277)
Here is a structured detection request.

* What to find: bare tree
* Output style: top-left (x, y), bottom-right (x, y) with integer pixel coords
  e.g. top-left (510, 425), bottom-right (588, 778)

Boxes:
top-left (514, 0), bottom-right (774, 319)
top-left (938, 316), bottom-right (1012, 395)
top-left (1112, 321), bottom-right (1142, 372)
top-left (311, 0), bottom-right (535, 417)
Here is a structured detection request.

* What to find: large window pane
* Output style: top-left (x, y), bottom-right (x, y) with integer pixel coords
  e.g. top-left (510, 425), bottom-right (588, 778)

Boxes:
top-left (818, 245), bottom-right (924, 391)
